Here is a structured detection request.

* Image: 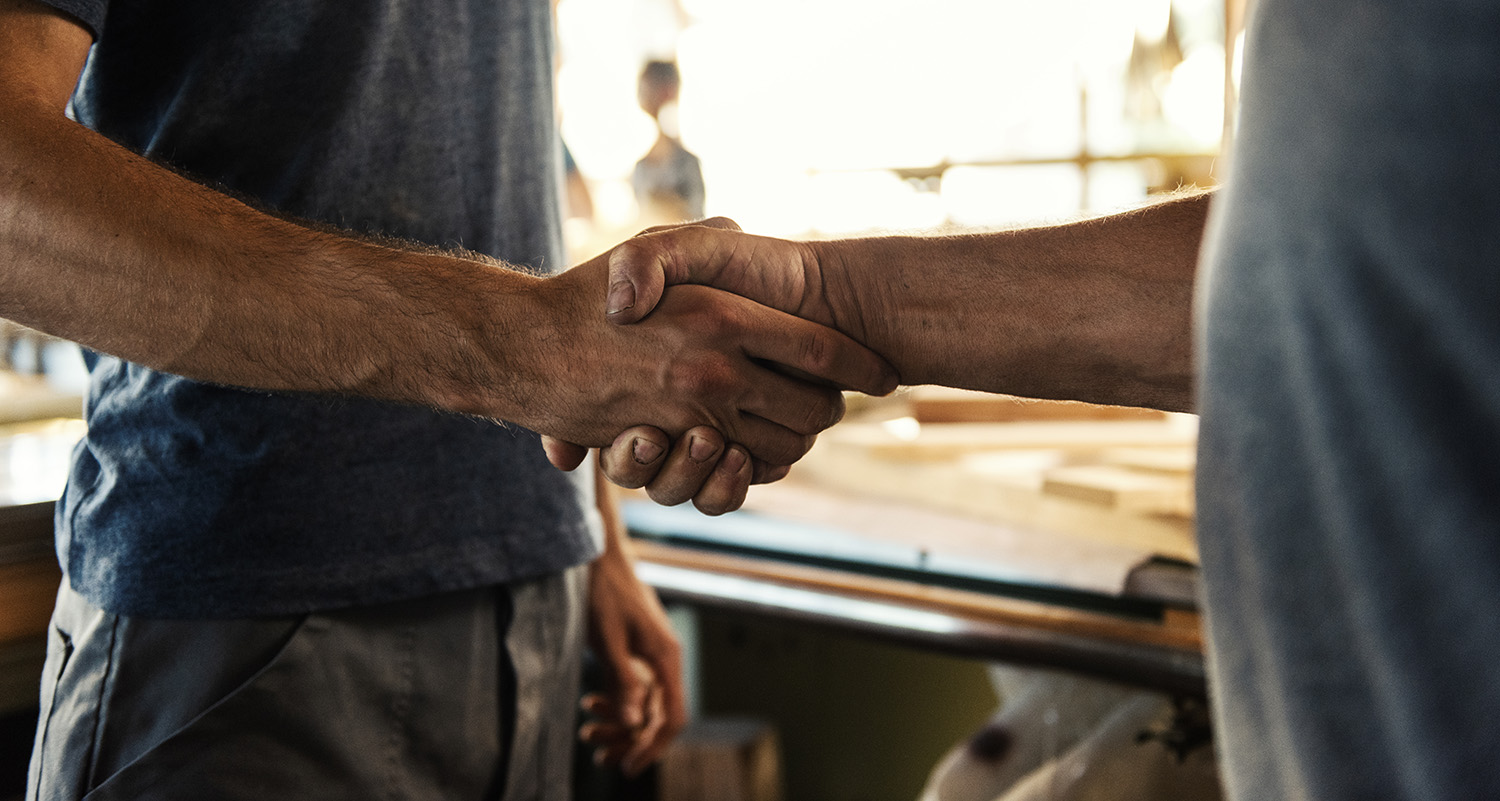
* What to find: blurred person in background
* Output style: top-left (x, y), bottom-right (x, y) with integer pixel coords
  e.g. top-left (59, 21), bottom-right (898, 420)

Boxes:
top-left (632, 60), bottom-right (706, 225)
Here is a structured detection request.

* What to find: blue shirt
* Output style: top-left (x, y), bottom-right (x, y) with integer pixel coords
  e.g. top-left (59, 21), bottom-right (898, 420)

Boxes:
top-left (1199, 0), bottom-right (1500, 796)
top-left (46, 0), bottom-right (602, 618)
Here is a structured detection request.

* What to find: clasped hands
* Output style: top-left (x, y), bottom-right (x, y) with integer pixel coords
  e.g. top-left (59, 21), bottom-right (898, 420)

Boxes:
top-left (542, 218), bottom-right (890, 514)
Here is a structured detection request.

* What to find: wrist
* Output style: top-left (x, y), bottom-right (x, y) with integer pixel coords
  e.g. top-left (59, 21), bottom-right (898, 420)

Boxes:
top-left (808, 237), bottom-right (922, 384)
top-left (377, 249), bottom-right (558, 423)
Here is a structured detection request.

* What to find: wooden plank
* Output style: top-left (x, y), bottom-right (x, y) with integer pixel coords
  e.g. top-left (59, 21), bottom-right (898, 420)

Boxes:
top-left (1097, 447), bottom-right (1197, 475)
top-left (825, 420), bottom-right (1197, 463)
top-left (1041, 465), bottom-right (1195, 517)
top-left (732, 478), bottom-right (1152, 597)
top-left (796, 445), bottom-right (1198, 563)
top-left (632, 540), bottom-right (1202, 653)
top-left (906, 388), bottom-right (1165, 424)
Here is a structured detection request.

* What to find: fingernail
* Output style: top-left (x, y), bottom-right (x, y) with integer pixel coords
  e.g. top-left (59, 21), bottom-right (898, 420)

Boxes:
top-left (688, 434), bottom-right (718, 463)
top-left (633, 437), bottom-right (664, 464)
top-left (606, 280), bottom-right (636, 315)
top-left (719, 446), bottom-right (747, 475)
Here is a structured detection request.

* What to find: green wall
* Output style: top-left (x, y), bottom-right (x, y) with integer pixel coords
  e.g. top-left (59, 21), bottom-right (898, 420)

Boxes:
top-left (692, 608), bottom-right (997, 801)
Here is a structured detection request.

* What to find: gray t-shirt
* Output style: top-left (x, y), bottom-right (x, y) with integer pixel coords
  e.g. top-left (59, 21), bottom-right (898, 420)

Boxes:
top-left (46, 0), bottom-right (602, 618)
top-left (1198, 0), bottom-right (1500, 796)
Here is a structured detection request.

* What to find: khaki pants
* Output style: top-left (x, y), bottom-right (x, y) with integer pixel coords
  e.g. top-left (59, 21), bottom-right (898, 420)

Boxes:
top-left (27, 570), bottom-right (586, 801)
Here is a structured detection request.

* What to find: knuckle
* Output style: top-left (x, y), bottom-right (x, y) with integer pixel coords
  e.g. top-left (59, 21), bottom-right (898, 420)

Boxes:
top-left (787, 433), bottom-right (816, 462)
top-left (799, 329), bottom-right (838, 377)
top-left (611, 237), bottom-right (652, 265)
top-left (799, 392), bottom-right (844, 434)
top-left (757, 434), bottom-right (812, 468)
top-left (827, 392), bottom-right (847, 426)
top-left (700, 215), bottom-right (741, 231)
top-left (667, 355), bottom-right (736, 399)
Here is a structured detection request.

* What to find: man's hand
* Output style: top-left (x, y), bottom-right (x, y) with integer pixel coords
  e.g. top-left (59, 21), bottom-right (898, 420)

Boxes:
top-left (541, 223), bottom-right (860, 512)
top-left (526, 245), bottom-right (894, 469)
top-left (581, 476), bottom-right (686, 776)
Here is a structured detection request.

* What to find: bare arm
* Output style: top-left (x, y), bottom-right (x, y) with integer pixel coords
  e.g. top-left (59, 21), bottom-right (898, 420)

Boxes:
top-left (810, 192), bottom-right (1207, 412)
top-left (607, 192), bottom-right (1208, 412)
top-left (574, 192), bottom-right (1209, 508)
top-left (0, 1), bottom-right (896, 465)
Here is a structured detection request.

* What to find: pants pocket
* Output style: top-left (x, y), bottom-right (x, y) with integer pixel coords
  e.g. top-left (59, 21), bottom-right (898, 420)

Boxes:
top-left (78, 614), bottom-right (315, 801)
top-left (26, 624), bottom-right (75, 801)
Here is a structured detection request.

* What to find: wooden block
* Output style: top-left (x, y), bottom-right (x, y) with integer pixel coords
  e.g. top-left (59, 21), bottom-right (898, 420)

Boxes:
top-left (1041, 465), bottom-right (1195, 518)
top-left (659, 717), bottom-right (783, 801)
top-left (906, 388), bottom-right (1166, 424)
top-left (1098, 447), bottom-right (1197, 475)
top-left (825, 419), bottom-right (1198, 463)
top-left (0, 372), bottom-right (83, 424)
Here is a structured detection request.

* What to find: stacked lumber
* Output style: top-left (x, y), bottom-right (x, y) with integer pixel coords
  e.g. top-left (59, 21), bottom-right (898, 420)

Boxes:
top-left (0, 371), bottom-right (83, 425)
top-left (796, 389), bottom-right (1198, 563)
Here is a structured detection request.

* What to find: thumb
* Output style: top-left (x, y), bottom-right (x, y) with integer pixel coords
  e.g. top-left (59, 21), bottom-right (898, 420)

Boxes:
top-left (605, 243), bottom-right (665, 325)
top-left (606, 217), bottom-right (742, 325)
top-left (541, 436), bottom-right (589, 471)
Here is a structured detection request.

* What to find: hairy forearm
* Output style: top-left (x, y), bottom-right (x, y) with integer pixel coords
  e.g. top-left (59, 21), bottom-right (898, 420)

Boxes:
top-left (0, 84), bottom-right (561, 421)
top-left (814, 191), bottom-right (1209, 411)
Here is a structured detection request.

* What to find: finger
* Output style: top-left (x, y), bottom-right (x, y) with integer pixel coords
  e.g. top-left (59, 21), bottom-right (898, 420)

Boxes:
top-left (579, 721), bottom-right (631, 745)
top-left (738, 305), bottom-right (899, 397)
top-left (692, 445), bottom-right (752, 515)
top-left (622, 683), bottom-right (666, 776)
top-left (624, 680), bottom-right (678, 776)
top-left (581, 694), bottom-right (617, 718)
top-left (595, 740), bottom-right (634, 769)
top-left (615, 657), bottom-right (654, 730)
top-left (541, 435), bottom-right (590, 471)
top-left (730, 412), bottom-right (817, 468)
top-left (737, 366), bottom-right (847, 436)
top-left (605, 242), bottom-right (666, 323)
top-left (751, 459), bottom-right (792, 485)
top-left (597, 427), bottom-right (671, 489)
top-left (644, 426), bottom-right (727, 507)
top-left (615, 637), bottom-right (687, 776)
top-left (640, 646), bottom-right (689, 768)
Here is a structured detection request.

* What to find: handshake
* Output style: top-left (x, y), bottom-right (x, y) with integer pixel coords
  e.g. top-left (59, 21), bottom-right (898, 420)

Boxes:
top-left (519, 194), bottom-right (1207, 514)
top-left (530, 218), bottom-right (902, 516)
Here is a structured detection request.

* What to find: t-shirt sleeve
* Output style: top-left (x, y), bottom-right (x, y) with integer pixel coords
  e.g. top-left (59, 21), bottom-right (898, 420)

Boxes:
top-left (33, 0), bottom-right (107, 40)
